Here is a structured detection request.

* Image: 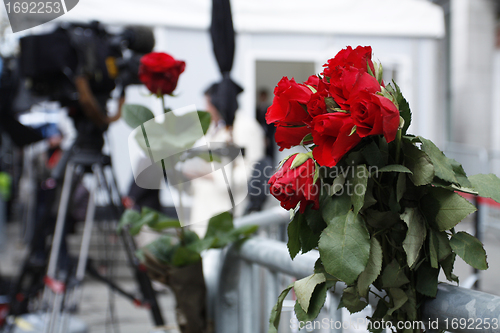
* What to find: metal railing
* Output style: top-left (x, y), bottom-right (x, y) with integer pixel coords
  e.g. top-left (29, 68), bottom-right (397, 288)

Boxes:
top-left (205, 208), bottom-right (500, 333)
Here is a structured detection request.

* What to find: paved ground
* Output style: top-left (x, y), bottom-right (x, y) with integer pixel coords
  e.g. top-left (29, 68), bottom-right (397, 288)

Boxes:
top-left (1, 211), bottom-right (500, 333)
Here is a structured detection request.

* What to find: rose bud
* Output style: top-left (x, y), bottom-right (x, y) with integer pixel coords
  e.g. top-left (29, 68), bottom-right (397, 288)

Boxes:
top-left (269, 153), bottom-right (320, 213)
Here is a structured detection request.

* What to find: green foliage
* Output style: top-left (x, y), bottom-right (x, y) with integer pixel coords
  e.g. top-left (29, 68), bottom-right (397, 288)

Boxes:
top-left (121, 104), bottom-right (155, 128)
top-left (469, 173), bottom-right (500, 203)
top-left (268, 103), bottom-right (499, 332)
top-left (119, 210), bottom-right (257, 267)
top-left (134, 110), bottom-right (211, 158)
top-left (421, 187), bottom-right (477, 231)
top-left (357, 237), bottom-right (383, 298)
top-left (401, 207), bottom-right (426, 269)
top-left (318, 211), bottom-right (371, 285)
top-left (450, 232), bottom-right (488, 270)
top-left (294, 273), bottom-right (326, 312)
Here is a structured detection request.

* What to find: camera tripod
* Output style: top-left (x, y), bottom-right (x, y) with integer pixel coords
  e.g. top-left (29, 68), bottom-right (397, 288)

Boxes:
top-left (12, 148), bottom-right (168, 333)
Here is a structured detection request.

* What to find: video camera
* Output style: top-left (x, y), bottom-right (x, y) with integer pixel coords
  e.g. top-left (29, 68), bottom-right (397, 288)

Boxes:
top-left (19, 21), bottom-right (155, 106)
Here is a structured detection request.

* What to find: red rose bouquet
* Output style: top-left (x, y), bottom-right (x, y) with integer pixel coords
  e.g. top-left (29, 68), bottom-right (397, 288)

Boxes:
top-left (268, 46), bottom-right (500, 332)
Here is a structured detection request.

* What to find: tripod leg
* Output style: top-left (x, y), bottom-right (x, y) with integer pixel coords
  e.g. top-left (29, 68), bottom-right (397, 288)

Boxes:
top-left (46, 162), bottom-right (75, 279)
top-left (42, 162), bottom-right (75, 333)
top-left (95, 164), bottom-right (166, 327)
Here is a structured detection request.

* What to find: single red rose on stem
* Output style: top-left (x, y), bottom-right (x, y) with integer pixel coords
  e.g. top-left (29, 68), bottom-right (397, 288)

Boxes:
top-left (311, 113), bottom-right (362, 167)
top-left (348, 73), bottom-right (400, 142)
top-left (139, 52), bottom-right (186, 96)
top-left (269, 153), bottom-right (320, 213)
top-left (322, 46), bottom-right (375, 109)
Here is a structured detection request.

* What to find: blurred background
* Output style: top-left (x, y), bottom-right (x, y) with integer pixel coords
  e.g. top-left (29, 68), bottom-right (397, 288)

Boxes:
top-left (0, 0), bottom-right (500, 332)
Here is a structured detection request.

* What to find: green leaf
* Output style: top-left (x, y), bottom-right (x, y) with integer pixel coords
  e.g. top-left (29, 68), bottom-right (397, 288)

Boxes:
top-left (122, 104), bottom-right (155, 128)
top-left (381, 259), bottom-right (410, 289)
top-left (148, 217), bottom-right (181, 231)
top-left (304, 204), bottom-right (327, 233)
top-left (358, 237), bottom-right (383, 298)
top-left (117, 209), bottom-right (141, 233)
top-left (449, 158), bottom-right (472, 188)
top-left (299, 214), bottom-right (320, 254)
top-left (419, 137), bottom-right (458, 184)
top-left (287, 213), bottom-right (301, 259)
top-left (401, 207), bottom-right (426, 269)
top-left (450, 232), bottom-right (488, 270)
top-left (268, 284), bottom-right (293, 333)
top-left (431, 179), bottom-right (478, 195)
top-left (231, 224), bottom-right (259, 238)
top-left (144, 235), bottom-right (177, 264)
top-left (136, 111), bottom-right (209, 157)
top-left (321, 192), bottom-right (352, 225)
top-left (328, 175), bottom-right (347, 196)
top-left (374, 165), bottom-right (412, 175)
top-left (197, 111), bottom-right (211, 135)
top-left (351, 164), bottom-right (370, 214)
top-left (469, 173), bottom-right (500, 203)
top-left (441, 253), bottom-right (459, 283)
top-left (294, 273), bottom-right (326, 312)
top-left (171, 246), bottom-right (202, 266)
top-left (319, 211), bottom-right (371, 285)
top-left (294, 280), bottom-right (334, 322)
top-left (421, 187), bottom-right (477, 231)
top-left (416, 262), bottom-right (439, 297)
top-left (339, 286), bottom-right (368, 314)
top-left (394, 81), bottom-right (411, 135)
top-left (362, 140), bottom-right (386, 169)
top-left (435, 231), bottom-right (452, 261)
top-left (204, 212), bottom-right (233, 238)
top-left (387, 288), bottom-right (408, 315)
top-left (402, 140), bottom-right (434, 186)
top-left (429, 230), bottom-right (439, 269)
top-left (351, 165), bottom-right (369, 215)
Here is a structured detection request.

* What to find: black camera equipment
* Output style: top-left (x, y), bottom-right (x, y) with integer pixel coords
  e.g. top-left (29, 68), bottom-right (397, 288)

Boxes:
top-left (7, 22), bottom-right (169, 332)
top-left (19, 21), bottom-right (155, 106)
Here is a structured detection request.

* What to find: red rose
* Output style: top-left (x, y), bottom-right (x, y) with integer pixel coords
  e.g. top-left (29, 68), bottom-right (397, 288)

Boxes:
top-left (303, 74), bottom-right (320, 89)
top-left (266, 77), bottom-right (313, 125)
top-left (139, 52), bottom-right (186, 95)
top-left (274, 125), bottom-right (312, 151)
top-left (322, 46), bottom-right (375, 109)
top-left (348, 73), bottom-right (400, 142)
top-left (311, 113), bottom-right (362, 167)
top-left (307, 80), bottom-right (329, 117)
top-left (269, 154), bottom-right (320, 213)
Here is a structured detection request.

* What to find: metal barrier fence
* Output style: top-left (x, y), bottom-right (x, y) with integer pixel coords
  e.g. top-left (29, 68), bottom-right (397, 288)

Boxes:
top-left (205, 208), bottom-right (500, 333)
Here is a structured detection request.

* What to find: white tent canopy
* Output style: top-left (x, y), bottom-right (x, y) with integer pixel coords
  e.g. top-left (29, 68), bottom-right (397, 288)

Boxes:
top-left (56, 0), bottom-right (444, 38)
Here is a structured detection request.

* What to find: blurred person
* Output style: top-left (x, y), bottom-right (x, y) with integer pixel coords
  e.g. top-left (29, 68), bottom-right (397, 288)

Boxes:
top-left (256, 88), bottom-right (275, 160)
top-left (183, 83), bottom-right (264, 237)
